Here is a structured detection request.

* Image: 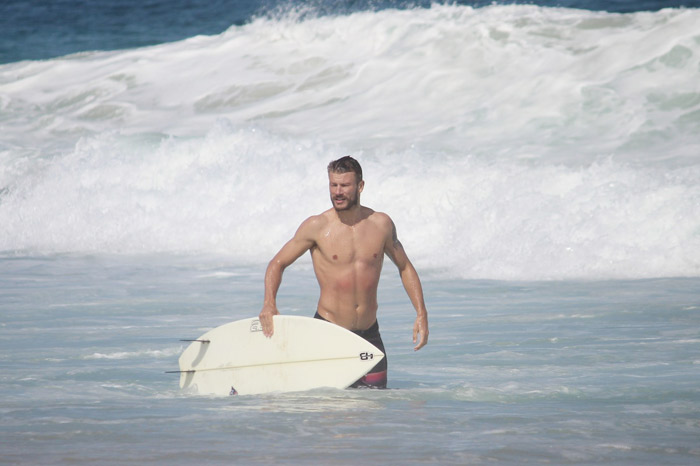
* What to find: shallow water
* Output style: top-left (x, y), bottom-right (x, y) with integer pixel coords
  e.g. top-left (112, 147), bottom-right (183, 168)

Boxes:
top-left (1, 256), bottom-right (698, 464)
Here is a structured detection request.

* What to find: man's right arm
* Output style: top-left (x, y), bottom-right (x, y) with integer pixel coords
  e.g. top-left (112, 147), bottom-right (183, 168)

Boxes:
top-left (258, 217), bottom-right (318, 337)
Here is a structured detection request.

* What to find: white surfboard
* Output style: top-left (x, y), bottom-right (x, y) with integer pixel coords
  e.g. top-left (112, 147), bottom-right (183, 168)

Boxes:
top-left (176, 315), bottom-right (384, 396)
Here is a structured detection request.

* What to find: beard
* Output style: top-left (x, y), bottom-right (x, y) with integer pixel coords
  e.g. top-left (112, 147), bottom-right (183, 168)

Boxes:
top-left (331, 192), bottom-right (359, 211)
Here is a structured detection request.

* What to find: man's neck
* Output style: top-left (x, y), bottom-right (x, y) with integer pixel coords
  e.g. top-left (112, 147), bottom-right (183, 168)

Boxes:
top-left (334, 204), bottom-right (364, 226)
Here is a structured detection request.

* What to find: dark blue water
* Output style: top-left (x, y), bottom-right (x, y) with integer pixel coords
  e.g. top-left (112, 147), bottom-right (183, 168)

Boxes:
top-left (2, 0), bottom-right (699, 64)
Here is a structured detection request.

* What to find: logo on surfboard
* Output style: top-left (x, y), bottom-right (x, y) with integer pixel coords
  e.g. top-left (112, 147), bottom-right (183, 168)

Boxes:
top-left (359, 352), bottom-right (374, 361)
top-left (250, 320), bottom-right (263, 332)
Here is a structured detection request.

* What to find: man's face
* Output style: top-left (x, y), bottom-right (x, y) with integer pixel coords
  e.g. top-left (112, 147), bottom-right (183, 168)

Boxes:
top-left (328, 171), bottom-right (364, 211)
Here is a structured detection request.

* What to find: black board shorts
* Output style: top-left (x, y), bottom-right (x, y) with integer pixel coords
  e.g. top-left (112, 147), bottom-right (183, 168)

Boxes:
top-left (314, 311), bottom-right (387, 389)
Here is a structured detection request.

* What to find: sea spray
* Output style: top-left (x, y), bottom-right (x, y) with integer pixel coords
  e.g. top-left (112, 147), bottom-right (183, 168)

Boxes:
top-left (1, 123), bottom-right (697, 279)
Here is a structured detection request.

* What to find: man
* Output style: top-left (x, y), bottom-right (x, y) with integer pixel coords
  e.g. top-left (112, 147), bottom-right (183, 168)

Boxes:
top-left (258, 156), bottom-right (428, 388)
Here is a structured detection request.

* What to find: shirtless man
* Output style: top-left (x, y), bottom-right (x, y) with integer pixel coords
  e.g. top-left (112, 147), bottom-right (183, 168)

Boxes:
top-left (258, 156), bottom-right (428, 388)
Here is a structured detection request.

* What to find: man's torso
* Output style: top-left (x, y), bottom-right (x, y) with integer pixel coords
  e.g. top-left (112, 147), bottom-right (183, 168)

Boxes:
top-left (310, 207), bottom-right (389, 331)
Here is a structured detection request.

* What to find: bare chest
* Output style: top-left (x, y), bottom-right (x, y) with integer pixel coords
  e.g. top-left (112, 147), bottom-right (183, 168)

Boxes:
top-left (314, 222), bottom-right (386, 265)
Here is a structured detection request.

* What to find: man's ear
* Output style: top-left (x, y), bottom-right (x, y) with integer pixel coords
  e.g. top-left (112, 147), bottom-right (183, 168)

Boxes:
top-left (358, 180), bottom-right (365, 193)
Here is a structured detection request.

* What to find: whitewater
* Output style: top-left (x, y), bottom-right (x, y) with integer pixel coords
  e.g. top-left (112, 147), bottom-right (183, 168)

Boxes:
top-left (1, 4), bottom-right (698, 280)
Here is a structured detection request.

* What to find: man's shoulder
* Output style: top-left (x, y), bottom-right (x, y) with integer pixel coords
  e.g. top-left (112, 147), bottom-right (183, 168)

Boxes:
top-left (365, 208), bottom-right (393, 230)
top-left (296, 210), bottom-right (331, 235)
top-left (364, 207), bottom-right (390, 221)
top-left (301, 211), bottom-right (330, 227)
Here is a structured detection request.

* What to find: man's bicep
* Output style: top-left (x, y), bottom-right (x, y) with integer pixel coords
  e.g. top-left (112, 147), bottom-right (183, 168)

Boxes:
top-left (276, 236), bottom-right (313, 265)
top-left (384, 218), bottom-right (410, 269)
top-left (273, 220), bottom-right (317, 266)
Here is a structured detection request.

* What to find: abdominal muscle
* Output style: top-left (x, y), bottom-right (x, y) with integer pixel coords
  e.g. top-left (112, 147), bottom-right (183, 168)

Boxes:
top-left (313, 258), bottom-right (382, 331)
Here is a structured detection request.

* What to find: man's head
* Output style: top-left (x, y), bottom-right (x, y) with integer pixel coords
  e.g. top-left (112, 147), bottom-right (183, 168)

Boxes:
top-left (327, 156), bottom-right (364, 211)
top-left (327, 155), bottom-right (363, 183)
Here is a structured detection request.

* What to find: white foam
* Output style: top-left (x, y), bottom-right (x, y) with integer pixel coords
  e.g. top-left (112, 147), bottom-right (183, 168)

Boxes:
top-left (84, 348), bottom-right (181, 360)
top-left (1, 4), bottom-right (699, 280)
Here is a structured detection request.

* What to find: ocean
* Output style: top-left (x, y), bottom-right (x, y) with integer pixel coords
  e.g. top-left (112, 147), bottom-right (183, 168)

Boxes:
top-left (1, 0), bottom-right (699, 464)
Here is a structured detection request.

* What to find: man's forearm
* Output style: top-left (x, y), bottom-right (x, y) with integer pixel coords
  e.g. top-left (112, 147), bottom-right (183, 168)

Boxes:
top-left (400, 264), bottom-right (427, 316)
top-left (263, 259), bottom-right (285, 306)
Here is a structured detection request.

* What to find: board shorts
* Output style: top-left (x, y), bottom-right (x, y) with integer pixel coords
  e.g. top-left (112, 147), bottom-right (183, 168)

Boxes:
top-left (314, 312), bottom-right (388, 389)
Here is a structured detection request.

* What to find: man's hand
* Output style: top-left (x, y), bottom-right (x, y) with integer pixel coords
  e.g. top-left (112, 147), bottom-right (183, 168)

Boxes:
top-left (413, 313), bottom-right (429, 351)
top-left (259, 304), bottom-right (279, 338)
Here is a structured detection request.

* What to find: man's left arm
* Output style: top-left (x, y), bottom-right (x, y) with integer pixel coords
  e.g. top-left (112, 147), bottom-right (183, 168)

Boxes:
top-left (384, 218), bottom-right (429, 351)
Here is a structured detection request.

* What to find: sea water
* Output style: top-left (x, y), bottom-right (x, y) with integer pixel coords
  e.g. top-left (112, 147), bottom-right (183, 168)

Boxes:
top-left (1, 258), bottom-right (699, 464)
top-left (1, 0), bottom-right (700, 464)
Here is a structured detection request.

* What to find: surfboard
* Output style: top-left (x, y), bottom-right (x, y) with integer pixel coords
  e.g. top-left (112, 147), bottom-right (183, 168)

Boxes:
top-left (175, 315), bottom-right (384, 396)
